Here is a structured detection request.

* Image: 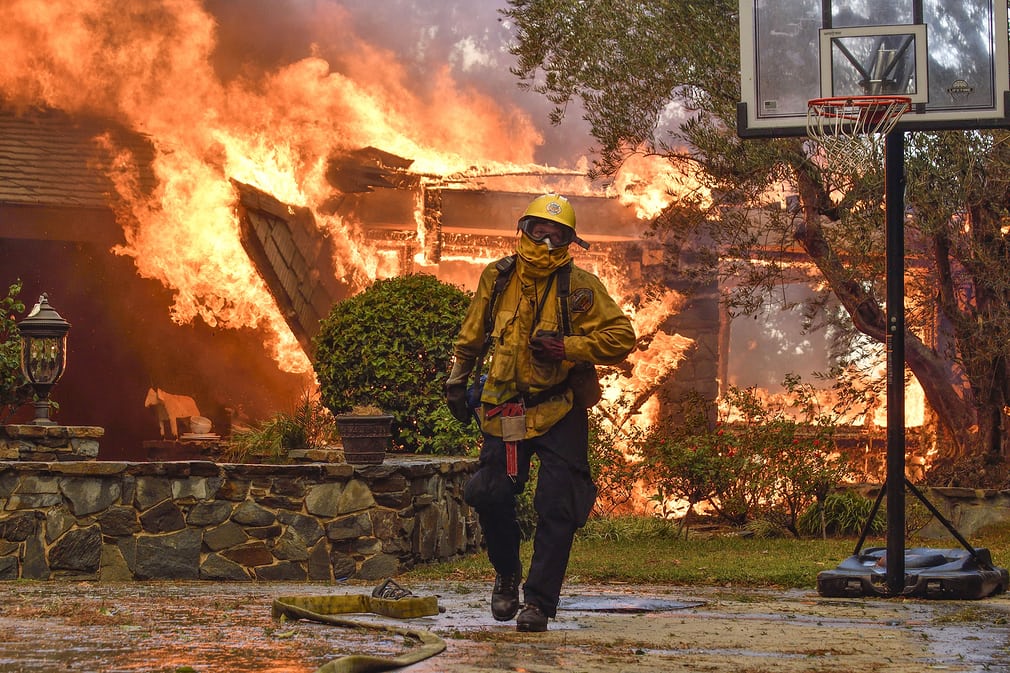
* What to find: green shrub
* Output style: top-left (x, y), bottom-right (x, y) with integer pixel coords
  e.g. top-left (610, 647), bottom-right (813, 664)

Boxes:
top-left (638, 391), bottom-right (765, 526)
top-left (797, 489), bottom-right (885, 537)
top-left (0, 281), bottom-right (29, 423)
top-left (313, 273), bottom-right (481, 454)
top-left (638, 381), bottom-right (853, 534)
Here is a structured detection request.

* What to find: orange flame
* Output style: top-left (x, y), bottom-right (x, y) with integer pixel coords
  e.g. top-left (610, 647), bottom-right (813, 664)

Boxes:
top-left (0, 1), bottom-right (542, 369)
top-left (612, 154), bottom-right (711, 219)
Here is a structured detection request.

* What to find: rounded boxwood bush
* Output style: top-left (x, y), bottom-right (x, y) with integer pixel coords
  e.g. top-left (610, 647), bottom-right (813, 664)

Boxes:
top-left (313, 273), bottom-right (481, 455)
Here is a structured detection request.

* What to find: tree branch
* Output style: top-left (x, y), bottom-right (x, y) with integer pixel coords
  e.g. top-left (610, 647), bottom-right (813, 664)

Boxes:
top-left (791, 169), bottom-right (972, 454)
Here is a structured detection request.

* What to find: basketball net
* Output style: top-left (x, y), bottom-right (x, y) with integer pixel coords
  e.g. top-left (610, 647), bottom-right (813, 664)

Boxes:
top-left (806, 96), bottom-right (911, 175)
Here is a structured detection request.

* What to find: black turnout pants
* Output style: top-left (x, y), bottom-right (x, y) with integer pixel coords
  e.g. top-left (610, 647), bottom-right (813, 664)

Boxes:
top-left (470, 405), bottom-right (597, 618)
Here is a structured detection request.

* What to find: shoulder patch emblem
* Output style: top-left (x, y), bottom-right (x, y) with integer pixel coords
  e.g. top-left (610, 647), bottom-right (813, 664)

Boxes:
top-left (570, 287), bottom-right (594, 313)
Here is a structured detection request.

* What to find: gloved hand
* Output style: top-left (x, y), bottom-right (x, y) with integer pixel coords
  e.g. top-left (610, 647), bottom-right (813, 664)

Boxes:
top-left (530, 335), bottom-right (566, 362)
top-left (446, 384), bottom-right (471, 424)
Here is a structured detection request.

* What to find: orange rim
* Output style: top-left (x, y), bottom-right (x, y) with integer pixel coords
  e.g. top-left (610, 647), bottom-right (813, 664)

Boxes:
top-left (808, 95), bottom-right (912, 122)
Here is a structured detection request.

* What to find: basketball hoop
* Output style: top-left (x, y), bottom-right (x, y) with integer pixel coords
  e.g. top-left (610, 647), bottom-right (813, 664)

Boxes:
top-left (806, 96), bottom-right (912, 174)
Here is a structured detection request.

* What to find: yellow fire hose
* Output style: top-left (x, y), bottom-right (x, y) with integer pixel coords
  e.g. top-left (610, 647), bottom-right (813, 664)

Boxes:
top-left (271, 580), bottom-right (445, 673)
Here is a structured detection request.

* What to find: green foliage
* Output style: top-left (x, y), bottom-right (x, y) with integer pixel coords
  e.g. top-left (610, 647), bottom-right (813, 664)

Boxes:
top-left (638, 380), bottom-right (853, 535)
top-left (0, 281), bottom-right (29, 423)
top-left (587, 405), bottom-right (646, 516)
top-left (503, 1), bottom-right (740, 178)
top-left (797, 490), bottom-right (885, 538)
top-left (313, 274), bottom-right (481, 454)
top-left (640, 414), bottom-right (736, 520)
top-left (224, 391), bottom-right (337, 463)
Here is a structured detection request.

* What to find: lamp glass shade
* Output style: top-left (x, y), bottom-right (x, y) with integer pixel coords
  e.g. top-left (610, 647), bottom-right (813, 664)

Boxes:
top-left (22, 335), bottom-right (67, 385)
top-left (17, 294), bottom-right (71, 387)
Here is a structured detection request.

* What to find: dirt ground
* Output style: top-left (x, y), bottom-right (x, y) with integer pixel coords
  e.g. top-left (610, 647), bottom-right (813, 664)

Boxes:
top-left (0, 578), bottom-right (1008, 672)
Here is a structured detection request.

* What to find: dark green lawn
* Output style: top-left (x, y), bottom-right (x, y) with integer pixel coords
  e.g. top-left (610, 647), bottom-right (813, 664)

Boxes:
top-left (404, 516), bottom-right (1010, 589)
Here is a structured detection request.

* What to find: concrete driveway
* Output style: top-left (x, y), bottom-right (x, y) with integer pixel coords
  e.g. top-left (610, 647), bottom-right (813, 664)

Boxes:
top-left (0, 579), bottom-right (1007, 672)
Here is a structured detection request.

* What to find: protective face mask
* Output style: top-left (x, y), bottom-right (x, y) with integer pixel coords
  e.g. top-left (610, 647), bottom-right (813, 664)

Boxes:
top-left (517, 232), bottom-right (571, 271)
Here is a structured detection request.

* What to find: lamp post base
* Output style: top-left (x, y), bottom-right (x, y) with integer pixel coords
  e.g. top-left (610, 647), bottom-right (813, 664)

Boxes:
top-left (30, 399), bottom-right (56, 426)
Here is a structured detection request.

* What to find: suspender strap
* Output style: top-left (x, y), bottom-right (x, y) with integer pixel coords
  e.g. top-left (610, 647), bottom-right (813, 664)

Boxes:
top-left (557, 261), bottom-right (572, 336)
top-left (473, 255), bottom-right (517, 378)
top-left (485, 255), bottom-right (516, 337)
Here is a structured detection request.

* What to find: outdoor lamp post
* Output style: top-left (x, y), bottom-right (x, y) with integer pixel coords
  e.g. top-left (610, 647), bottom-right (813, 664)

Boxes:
top-left (18, 293), bottom-right (71, 426)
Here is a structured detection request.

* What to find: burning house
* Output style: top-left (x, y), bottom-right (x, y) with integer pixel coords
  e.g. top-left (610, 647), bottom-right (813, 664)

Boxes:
top-left (2, 1), bottom-right (900, 471)
top-left (0, 102), bottom-right (720, 461)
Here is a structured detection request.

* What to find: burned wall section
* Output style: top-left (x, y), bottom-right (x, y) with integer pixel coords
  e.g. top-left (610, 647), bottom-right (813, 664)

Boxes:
top-left (0, 457), bottom-right (480, 581)
top-left (0, 237), bottom-right (311, 460)
top-left (650, 228), bottom-right (721, 426)
top-left (234, 180), bottom-right (353, 355)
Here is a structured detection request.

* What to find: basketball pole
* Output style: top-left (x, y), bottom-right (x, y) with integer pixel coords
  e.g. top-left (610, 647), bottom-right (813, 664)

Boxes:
top-left (884, 129), bottom-right (907, 595)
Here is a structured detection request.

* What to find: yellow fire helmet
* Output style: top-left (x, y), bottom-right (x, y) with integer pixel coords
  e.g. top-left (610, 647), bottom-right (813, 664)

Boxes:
top-left (518, 194), bottom-right (589, 250)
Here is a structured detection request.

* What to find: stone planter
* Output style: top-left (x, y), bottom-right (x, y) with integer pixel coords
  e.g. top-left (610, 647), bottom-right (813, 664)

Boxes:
top-left (335, 414), bottom-right (393, 465)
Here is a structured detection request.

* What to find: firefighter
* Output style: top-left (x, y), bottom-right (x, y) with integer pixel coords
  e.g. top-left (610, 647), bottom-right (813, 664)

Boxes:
top-left (446, 193), bottom-right (636, 632)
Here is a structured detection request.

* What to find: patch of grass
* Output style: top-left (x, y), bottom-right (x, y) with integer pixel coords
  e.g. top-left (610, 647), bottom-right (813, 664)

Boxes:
top-left (566, 535), bottom-right (860, 587)
top-left (577, 515), bottom-right (685, 541)
top-left (402, 516), bottom-right (1010, 589)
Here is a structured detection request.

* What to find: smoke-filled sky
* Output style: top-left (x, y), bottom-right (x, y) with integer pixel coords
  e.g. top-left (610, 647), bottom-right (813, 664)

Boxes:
top-left (205, 0), bottom-right (594, 167)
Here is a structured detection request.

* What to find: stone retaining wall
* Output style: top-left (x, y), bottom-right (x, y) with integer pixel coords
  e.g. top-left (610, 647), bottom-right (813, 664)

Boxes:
top-left (916, 487), bottom-right (1010, 539)
top-left (0, 457), bottom-right (480, 581)
top-left (849, 483), bottom-right (1010, 539)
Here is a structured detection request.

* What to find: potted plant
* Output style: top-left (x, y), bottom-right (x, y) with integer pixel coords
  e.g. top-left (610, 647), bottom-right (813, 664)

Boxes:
top-left (223, 391), bottom-right (338, 464)
top-left (335, 404), bottom-right (393, 465)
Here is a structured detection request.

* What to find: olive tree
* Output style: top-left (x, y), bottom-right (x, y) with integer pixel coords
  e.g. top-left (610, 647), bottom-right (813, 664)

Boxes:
top-left (503, 1), bottom-right (1010, 470)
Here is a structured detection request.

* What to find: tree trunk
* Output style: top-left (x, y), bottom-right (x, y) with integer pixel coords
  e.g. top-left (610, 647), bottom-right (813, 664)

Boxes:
top-left (792, 168), bottom-right (979, 457)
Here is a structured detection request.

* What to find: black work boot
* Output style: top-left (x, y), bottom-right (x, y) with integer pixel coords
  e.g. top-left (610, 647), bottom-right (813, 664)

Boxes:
top-left (516, 603), bottom-right (548, 632)
top-left (491, 566), bottom-right (522, 621)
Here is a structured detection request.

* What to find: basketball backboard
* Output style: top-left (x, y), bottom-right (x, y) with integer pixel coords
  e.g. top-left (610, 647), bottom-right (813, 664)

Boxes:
top-left (738, 0), bottom-right (1010, 137)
